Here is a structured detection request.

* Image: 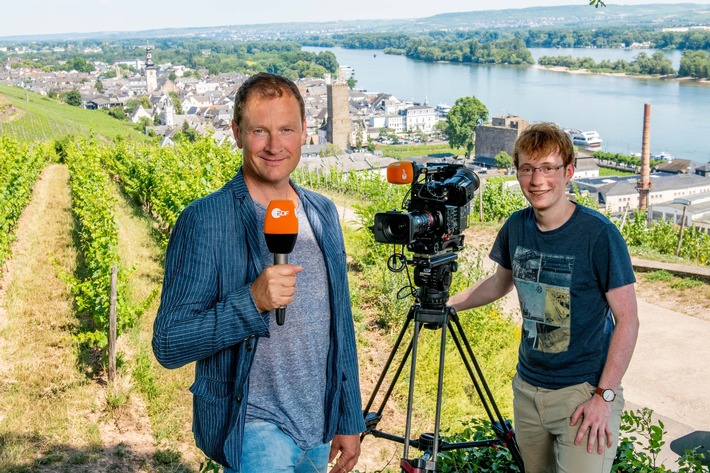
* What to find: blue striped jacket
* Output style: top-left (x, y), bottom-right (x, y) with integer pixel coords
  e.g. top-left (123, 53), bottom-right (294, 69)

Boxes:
top-left (152, 169), bottom-right (366, 469)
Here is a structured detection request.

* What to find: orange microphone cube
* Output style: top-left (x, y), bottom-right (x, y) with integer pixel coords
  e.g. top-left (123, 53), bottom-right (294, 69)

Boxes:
top-left (387, 161), bottom-right (415, 184)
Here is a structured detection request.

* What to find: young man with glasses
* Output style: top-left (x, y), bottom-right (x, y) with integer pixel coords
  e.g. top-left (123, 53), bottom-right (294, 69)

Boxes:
top-left (448, 122), bottom-right (639, 473)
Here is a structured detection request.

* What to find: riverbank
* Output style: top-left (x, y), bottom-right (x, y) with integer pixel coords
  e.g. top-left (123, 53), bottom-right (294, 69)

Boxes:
top-left (533, 64), bottom-right (710, 85)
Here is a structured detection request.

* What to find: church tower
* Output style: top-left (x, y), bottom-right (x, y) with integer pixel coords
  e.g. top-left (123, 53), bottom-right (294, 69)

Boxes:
top-left (145, 47), bottom-right (158, 94)
top-left (326, 73), bottom-right (351, 151)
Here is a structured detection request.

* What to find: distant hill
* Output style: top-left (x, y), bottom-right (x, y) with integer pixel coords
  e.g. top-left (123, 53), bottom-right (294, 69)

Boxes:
top-left (419, 3), bottom-right (710, 29)
top-left (2, 3), bottom-right (710, 42)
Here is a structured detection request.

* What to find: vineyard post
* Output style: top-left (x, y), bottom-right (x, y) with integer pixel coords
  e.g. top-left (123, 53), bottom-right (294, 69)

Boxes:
top-left (478, 178), bottom-right (484, 222)
top-left (675, 203), bottom-right (688, 257)
top-left (620, 205), bottom-right (630, 231)
top-left (108, 265), bottom-right (118, 382)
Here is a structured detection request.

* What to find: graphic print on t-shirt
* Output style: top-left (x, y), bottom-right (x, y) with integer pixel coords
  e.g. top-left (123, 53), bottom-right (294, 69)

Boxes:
top-left (512, 246), bottom-right (573, 354)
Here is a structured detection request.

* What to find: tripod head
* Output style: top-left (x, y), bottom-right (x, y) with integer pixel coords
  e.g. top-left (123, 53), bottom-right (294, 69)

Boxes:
top-left (412, 252), bottom-right (458, 314)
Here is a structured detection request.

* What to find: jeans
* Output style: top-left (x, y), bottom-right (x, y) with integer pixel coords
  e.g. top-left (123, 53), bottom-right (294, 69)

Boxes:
top-left (225, 420), bottom-right (330, 473)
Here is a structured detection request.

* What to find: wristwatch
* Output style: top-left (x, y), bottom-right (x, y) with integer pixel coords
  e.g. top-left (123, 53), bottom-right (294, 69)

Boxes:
top-left (595, 387), bottom-right (616, 402)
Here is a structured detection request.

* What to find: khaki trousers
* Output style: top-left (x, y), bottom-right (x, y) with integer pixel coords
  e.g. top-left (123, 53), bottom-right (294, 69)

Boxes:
top-left (512, 374), bottom-right (624, 473)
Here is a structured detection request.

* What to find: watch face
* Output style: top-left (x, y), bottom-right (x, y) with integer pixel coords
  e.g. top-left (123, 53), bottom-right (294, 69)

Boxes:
top-left (602, 389), bottom-right (615, 402)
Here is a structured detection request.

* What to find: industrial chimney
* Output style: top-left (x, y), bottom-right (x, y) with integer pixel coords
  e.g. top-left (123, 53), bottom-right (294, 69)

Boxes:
top-left (636, 103), bottom-right (652, 210)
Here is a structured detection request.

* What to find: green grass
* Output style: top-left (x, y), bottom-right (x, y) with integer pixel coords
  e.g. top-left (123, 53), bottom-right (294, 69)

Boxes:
top-left (599, 167), bottom-right (635, 177)
top-left (0, 84), bottom-right (150, 143)
top-left (643, 269), bottom-right (675, 282)
top-left (376, 142), bottom-right (467, 159)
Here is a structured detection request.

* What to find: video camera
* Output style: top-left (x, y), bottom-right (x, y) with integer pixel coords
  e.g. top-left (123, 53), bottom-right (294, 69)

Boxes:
top-left (372, 161), bottom-right (479, 256)
top-left (372, 161), bottom-right (479, 309)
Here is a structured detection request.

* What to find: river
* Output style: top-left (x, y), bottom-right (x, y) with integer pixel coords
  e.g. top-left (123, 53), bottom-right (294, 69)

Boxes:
top-left (305, 46), bottom-right (710, 162)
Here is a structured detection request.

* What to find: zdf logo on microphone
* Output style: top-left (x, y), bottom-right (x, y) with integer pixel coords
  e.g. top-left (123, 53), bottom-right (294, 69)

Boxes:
top-left (271, 208), bottom-right (291, 219)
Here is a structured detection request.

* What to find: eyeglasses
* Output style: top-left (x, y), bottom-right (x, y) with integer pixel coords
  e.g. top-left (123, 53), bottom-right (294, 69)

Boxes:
top-left (516, 164), bottom-right (566, 177)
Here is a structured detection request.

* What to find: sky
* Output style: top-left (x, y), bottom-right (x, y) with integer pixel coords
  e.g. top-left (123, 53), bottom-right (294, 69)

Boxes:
top-left (2, 0), bottom-right (710, 38)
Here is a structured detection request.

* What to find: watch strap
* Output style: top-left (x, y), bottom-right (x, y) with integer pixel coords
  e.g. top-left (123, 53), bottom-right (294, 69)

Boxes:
top-left (595, 387), bottom-right (615, 402)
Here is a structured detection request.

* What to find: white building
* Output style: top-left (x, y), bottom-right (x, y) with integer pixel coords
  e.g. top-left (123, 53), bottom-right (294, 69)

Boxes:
top-left (402, 105), bottom-right (438, 133)
top-left (369, 114), bottom-right (404, 134)
top-left (651, 192), bottom-right (710, 234)
top-left (575, 174), bottom-right (710, 214)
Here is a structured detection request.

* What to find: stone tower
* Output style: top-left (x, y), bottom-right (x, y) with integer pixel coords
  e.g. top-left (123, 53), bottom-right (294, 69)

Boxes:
top-left (145, 47), bottom-right (157, 94)
top-left (326, 73), bottom-right (351, 151)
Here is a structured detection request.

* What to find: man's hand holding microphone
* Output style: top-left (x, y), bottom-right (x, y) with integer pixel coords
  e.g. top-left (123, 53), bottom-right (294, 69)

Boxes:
top-left (250, 200), bottom-right (300, 325)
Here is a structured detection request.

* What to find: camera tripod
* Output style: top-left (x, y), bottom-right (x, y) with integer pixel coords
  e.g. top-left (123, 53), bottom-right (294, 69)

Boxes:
top-left (361, 257), bottom-right (525, 473)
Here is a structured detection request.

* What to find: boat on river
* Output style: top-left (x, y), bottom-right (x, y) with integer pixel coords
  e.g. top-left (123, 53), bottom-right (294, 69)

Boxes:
top-left (564, 129), bottom-right (603, 148)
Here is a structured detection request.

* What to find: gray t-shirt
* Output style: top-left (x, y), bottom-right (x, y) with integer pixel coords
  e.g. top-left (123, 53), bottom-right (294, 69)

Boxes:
top-left (245, 199), bottom-right (331, 450)
top-left (491, 203), bottom-right (636, 389)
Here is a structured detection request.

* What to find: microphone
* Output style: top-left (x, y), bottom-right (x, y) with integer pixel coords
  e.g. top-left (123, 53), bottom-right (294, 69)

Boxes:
top-left (386, 160), bottom-right (416, 184)
top-left (264, 200), bottom-right (298, 325)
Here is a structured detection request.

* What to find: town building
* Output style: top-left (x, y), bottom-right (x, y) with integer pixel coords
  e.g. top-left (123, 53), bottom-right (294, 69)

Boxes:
top-left (474, 115), bottom-right (528, 168)
top-left (402, 105), bottom-right (438, 134)
top-left (574, 174), bottom-right (710, 214)
top-left (574, 150), bottom-right (601, 178)
top-left (145, 47), bottom-right (157, 94)
top-left (326, 73), bottom-right (352, 151)
top-left (651, 191), bottom-right (710, 234)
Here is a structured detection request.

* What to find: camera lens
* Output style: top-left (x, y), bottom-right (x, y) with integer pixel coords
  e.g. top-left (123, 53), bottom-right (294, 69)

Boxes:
top-left (381, 213), bottom-right (410, 242)
top-left (409, 211), bottom-right (435, 238)
top-left (373, 210), bottom-right (436, 245)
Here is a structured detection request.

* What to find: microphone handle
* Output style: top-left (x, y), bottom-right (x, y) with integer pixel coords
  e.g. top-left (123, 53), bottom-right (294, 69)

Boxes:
top-left (274, 253), bottom-right (288, 325)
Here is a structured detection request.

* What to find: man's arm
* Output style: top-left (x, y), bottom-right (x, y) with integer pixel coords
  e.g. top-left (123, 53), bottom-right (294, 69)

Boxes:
top-left (571, 283), bottom-right (639, 453)
top-left (448, 264), bottom-right (514, 312)
top-left (152, 205), bottom-right (269, 369)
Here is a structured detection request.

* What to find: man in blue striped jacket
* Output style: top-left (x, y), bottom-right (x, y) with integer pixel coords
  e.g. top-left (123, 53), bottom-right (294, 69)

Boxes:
top-left (153, 73), bottom-right (365, 473)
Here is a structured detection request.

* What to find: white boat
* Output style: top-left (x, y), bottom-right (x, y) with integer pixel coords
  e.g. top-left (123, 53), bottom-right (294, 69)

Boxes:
top-left (435, 103), bottom-right (451, 117)
top-left (564, 129), bottom-right (603, 148)
top-left (653, 151), bottom-right (675, 161)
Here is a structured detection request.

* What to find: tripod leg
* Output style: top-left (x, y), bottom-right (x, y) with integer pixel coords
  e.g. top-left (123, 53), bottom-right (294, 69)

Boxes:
top-left (402, 318), bottom-right (422, 461)
top-left (363, 306), bottom-right (414, 415)
top-left (447, 308), bottom-right (525, 471)
top-left (430, 317), bottom-right (448, 461)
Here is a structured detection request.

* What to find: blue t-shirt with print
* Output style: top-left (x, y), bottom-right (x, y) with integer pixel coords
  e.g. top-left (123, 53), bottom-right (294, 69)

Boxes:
top-left (490, 203), bottom-right (635, 389)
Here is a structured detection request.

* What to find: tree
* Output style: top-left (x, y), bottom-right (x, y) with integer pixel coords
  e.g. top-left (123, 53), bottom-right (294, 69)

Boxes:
top-left (495, 151), bottom-right (514, 171)
top-left (447, 96), bottom-right (489, 159)
top-left (315, 51), bottom-right (338, 74)
top-left (135, 116), bottom-right (152, 133)
top-left (66, 57), bottom-right (95, 73)
top-left (107, 106), bottom-right (126, 120)
top-left (433, 120), bottom-right (449, 140)
top-left (320, 143), bottom-right (342, 157)
top-left (169, 91), bottom-right (184, 115)
top-left (125, 96), bottom-right (152, 116)
top-left (65, 89), bottom-right (82, 107)
top-left (355, 122), bottom-right (364, 150)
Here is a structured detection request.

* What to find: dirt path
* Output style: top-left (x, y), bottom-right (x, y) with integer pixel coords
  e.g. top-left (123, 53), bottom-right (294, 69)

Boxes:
top-left (0, 164), bottom-right (166, 472)
top-left (0, 164), bottom-right (102, 470)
